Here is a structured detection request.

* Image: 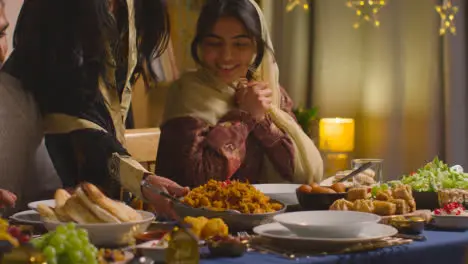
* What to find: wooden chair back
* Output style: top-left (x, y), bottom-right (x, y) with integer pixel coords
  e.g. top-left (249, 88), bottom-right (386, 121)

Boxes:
top-left (124, 128), bottom-right (161, 170)
top-left (122, 128), bottom-right (161, 209)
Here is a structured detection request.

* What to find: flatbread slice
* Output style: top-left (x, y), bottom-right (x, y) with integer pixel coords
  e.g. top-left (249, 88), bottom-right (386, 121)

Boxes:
top-left (112, 201), bottom-right (143, 222)
top-left (63, 195), bottom-right (103, 224)
top-left (37, 204), bottom-right (59, 221)
top-left (75, 187), bottom-right (121, 223)
top-left (81, 182), bottom-right (136, 222)
top-left (54, 189), bottom-right (71, 208)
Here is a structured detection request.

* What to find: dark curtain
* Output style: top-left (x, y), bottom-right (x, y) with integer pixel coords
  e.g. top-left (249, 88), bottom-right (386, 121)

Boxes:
top-left (125, 104), bottom-right (135, 129)
top-left (306, 0), bottom-right (314, 108)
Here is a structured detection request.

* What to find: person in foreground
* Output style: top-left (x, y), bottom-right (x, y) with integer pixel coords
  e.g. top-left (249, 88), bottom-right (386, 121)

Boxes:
top-left (0, 0), bottom-right (17, 210)
top-left (2, 0), bottom-right (188, 218)
top-left (156, 0), bottom-right (323, 188)
top-left (0, 0), bottom-right (61, 215)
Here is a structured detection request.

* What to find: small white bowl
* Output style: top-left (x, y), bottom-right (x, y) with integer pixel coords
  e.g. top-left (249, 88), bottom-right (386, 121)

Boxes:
top-left (273, 211), bottom-right (381, 238)
top-left (432, 214), bottom-right (468, 229)
top-left (253, 184), bottom-right (301, 205)
top-left (43, 210), bottom-right (154, 246)
top-left (136, 239), bottom-right (167, 263)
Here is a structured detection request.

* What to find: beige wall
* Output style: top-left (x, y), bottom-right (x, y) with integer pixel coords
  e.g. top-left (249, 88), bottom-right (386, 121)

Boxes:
top-left (131, 79), bottom-right (170, 128)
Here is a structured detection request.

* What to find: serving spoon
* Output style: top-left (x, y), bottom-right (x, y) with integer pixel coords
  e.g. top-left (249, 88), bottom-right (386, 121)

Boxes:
top-left (338, 162), bottom-right (373, 183)
top-left (140, 180), bottom-right (199, 242)
top-left (140, 180), bottom-right (241, 214)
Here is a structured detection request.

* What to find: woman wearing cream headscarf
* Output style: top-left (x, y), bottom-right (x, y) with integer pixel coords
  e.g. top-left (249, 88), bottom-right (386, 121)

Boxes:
top-left (156, 0), bottom-right (323, 187)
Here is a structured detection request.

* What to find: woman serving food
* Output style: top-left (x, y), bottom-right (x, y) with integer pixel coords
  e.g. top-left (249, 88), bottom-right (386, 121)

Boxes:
top-left (156, 0), bottom-right (323, 188)
top-left (3, 0), bottom-right (188, 218)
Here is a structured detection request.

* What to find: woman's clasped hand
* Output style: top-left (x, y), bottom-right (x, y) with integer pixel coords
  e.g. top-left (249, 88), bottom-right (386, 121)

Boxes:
top-left (236, 80), bottom-right (273, 121)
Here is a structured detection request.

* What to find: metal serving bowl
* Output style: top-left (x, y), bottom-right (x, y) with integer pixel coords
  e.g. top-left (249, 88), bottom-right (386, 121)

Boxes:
top-left (390, 216), bottom-right (425, 234)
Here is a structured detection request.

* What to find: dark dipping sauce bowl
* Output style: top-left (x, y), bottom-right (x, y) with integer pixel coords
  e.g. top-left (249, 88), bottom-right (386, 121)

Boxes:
top-left (390, 216), bottom-right (425, 235)
top-left (134, 230), bottom-right (168, 244)
top-left (296, 189), bottom-right (347, 210)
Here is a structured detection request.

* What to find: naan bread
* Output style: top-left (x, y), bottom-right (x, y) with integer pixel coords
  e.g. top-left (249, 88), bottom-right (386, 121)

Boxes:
top-left (62, 195), bottom-right (103, 224)
top-left (37, 204), bottom-right (59, 221)
top-left (54, 189), bottom-right (71, 208)
top-left (75, 187), bottom-right (121, 223)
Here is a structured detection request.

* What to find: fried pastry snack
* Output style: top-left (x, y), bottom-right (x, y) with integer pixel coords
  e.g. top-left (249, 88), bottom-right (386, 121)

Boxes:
top-left (352, 199), bottom-right (375, 213)
top-left (329, 199), bottom-right (354, 211)
top-left (390, 199), bottom-right (409, 215)
top-left (347, 187), bottom-right (370, 202)
top-left (373, 201), bottom-right (396, 216)
top-left (392, 185), bottom-right (413, 201)
top-left (407, 199), bottom-right (417, 212)
top-left (375, 190), bottom-right (393, 201)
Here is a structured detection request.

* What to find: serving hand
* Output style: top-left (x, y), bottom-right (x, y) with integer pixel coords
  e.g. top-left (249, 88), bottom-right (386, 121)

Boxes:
top-left (0, 189), bottom-right (16, 208)
top-left (141, 175), bottom-right (190, 219)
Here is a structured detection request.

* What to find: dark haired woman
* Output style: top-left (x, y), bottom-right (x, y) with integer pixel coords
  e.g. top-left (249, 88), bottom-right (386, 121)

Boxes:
top-left (1, 0), bottom-right (188, 217)
top-left (156, 0), bottom-right (323, 188)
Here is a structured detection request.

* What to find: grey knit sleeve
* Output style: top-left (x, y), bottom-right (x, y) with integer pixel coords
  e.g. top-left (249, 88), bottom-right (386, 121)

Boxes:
top-left (0, 72), bottom-right (61, 213)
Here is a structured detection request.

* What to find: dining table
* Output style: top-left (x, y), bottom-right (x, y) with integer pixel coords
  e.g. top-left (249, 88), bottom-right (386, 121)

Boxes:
top-left (200, 229), bottom-right (468, 264)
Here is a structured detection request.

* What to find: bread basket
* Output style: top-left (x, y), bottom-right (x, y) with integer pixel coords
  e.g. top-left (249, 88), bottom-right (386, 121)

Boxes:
top-left (42, 210), bottom-right (154, 246)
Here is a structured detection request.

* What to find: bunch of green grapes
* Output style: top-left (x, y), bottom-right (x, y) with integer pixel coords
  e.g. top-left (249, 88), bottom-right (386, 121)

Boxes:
top-left (31, 223), bottom-right (98, 264)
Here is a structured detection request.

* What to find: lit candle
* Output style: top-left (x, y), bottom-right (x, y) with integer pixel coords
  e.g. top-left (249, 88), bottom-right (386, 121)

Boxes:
top-left (319, 118), bottom-right (355, 152)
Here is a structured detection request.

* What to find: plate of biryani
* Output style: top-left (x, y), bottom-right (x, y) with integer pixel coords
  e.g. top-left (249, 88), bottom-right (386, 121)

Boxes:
top-left (173, 180), bottom-right (286, 230)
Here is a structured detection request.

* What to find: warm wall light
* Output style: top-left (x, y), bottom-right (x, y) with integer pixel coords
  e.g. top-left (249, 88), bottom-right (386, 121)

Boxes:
top-left (319, 118), bottom-right (355, 152)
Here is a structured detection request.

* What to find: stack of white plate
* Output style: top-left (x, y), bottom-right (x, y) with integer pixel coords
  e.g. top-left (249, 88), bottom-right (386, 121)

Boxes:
top-left (253, 211), bottom-right (397, 247)
top-left (8, 200), bottom-right (57, 226)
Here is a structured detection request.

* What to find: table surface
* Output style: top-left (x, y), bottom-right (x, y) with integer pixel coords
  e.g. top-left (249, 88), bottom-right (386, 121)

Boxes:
top-left (201, 230), bottom-right (468, 264)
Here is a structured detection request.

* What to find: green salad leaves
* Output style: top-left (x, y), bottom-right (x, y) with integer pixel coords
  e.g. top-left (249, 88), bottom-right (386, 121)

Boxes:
top-left (399, 157), bottom-right (468, 192)
top-left (370, 181), bottom-right (402, 197)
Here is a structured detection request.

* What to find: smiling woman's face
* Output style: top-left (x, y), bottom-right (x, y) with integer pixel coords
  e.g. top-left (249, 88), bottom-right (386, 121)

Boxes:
top-left (200, 16), bottom-right (256, 84)
top-left (0, 1), bottom-right (9, 64)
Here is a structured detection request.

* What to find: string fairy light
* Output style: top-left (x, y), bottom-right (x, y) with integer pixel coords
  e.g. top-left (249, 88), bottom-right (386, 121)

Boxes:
top-left (346, 0), bottom-right (387, 29)
top-left (435, 0), bottom-right (459, 35)
top-left (286, 0), bottom-right (309, 12)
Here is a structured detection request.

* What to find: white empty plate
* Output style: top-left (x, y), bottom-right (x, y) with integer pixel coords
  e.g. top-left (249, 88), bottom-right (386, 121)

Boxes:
top-left (253, 184), bottom-right (301, 205)
top-left (273, 211), bottom-right (381, 238)
top-left (253, 222), bottom-right (397, 244)
top-left (28, 199), bottom-right (56, 210)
